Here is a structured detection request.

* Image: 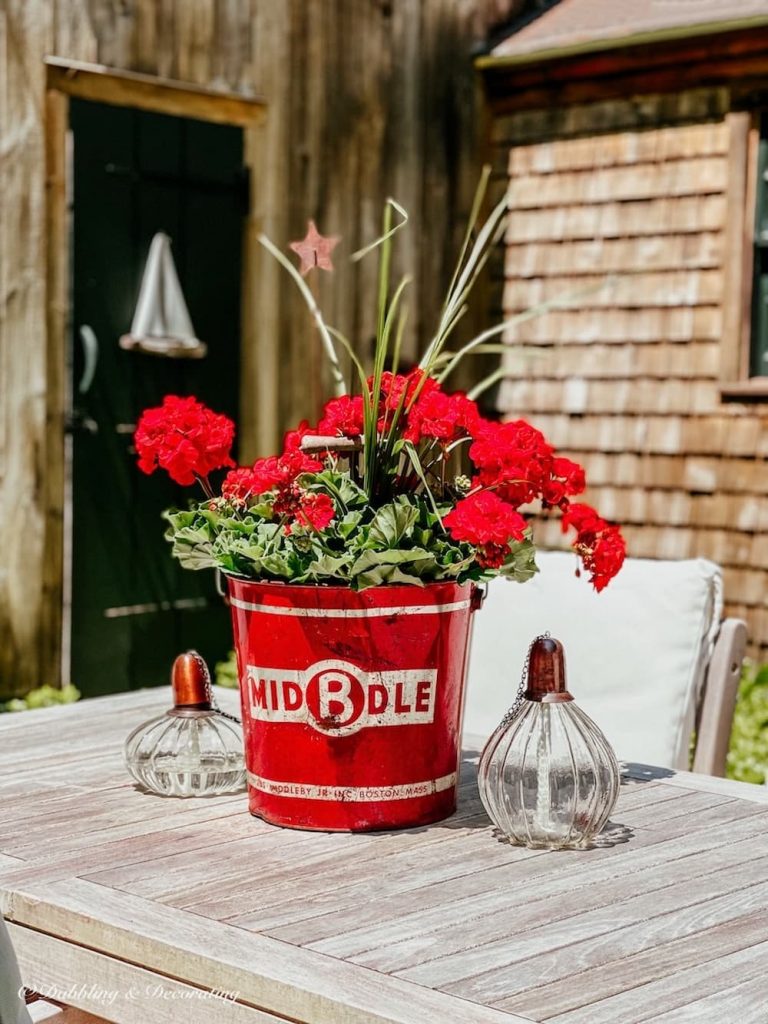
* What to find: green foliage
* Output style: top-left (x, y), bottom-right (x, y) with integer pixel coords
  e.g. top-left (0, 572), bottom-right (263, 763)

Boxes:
top-left (1, 684), bottom-right (80, 713)
top-left (215, 650), bottom-right (239, 689)
top-left (727, 662), bottom-right (768, 785)
top-left (165, 470), bottom-right (539, 590)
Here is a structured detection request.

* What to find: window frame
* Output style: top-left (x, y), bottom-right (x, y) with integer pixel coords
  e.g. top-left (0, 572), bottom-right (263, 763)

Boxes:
top-left (720, 109), bottom-right (768, 399)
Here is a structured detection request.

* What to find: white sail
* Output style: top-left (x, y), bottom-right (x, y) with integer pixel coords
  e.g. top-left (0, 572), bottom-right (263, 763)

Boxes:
top-left (120, 232), bottom-right (207, 358)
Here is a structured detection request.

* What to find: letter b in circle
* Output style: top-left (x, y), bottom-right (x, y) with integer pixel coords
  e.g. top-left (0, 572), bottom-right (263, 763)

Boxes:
top-left (305, 661), bottom-right (366, 734)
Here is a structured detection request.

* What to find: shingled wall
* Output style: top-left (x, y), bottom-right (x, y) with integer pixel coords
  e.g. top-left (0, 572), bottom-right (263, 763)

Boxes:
top-left (491, 88), bottom-right (768, 658)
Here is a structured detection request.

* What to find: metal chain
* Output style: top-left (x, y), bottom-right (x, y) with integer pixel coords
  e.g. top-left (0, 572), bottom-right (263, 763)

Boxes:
top-left (187, 627), bottom-right (551, 731)
top-left (499, 631), bottom-right (551, 726)
top-left (190, 650), bottom-right (243, 725)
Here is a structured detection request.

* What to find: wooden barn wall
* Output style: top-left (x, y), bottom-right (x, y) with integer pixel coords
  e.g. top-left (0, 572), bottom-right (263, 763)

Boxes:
top-left (0, 0), bottom-right (523, 696)
top-left (491, 87), bottom-right (768, 659)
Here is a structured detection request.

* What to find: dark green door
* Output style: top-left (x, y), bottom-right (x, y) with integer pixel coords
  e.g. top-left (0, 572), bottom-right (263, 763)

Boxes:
top-left (70, 99), bottom-right (246, 697)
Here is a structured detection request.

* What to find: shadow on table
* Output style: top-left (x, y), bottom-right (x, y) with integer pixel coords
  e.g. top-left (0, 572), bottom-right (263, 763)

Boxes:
top-left (407, 754), bottom-right (639, 847)
top-left (621, 762), bottom-right (676, 784)
top-left (128, 781), bottom-right (246, 799)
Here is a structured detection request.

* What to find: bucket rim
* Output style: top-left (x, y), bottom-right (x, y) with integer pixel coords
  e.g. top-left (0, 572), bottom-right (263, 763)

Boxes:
top-left (223, 573), bottom-right (480, 614)
top-left (221, 571), bottom-right (474, 596)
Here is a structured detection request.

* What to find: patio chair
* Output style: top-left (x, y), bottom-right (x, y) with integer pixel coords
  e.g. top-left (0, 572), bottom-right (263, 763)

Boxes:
top-left (0, 914), bottom-right (32, 1024)
top-left (464, 552), bottom-right (747, 775)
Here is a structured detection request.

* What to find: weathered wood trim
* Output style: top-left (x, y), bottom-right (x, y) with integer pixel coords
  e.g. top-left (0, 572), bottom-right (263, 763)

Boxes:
top-left (480, 29), bottom-right (768, 113)
top-left (10, 923), bottom-right (288, 1024)
top-left (236, 0), bottom-right (291, 461)
top-left (41, 89), bottom-right (69, 688)
top-left (476, 18), bottom-right (768, 72)
top-left (721, 378), bottom-right (768, 399)
top-left (720, 111), bottom-right (753, 386)
top-left (490, 88), bottom-right (730, 148)
top-left (2, 878), bottom-right (525, 1024)
top-left (44, 57), bottom-right (266, 126)
top-left (482, 29), bottom-right (768, 87)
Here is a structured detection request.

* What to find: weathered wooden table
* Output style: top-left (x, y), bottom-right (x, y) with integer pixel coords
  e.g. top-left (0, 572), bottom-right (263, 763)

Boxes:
top-left (1, 689), bottom-right (767, 1024)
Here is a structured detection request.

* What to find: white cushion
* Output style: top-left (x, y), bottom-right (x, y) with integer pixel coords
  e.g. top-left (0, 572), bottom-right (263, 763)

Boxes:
top-left (464, 552), bottom-right (722, 770)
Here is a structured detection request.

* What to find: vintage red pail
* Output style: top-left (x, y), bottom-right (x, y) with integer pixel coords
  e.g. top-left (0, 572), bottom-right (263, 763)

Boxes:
top-left (227, 577), bottom-right (477, 831)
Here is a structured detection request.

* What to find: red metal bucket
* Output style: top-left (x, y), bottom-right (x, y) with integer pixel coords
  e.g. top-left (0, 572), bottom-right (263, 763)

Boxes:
top-left (227, 577), bottom-right (477, 831)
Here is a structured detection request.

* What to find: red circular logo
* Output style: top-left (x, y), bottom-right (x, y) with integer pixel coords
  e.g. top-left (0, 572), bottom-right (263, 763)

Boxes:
top-left (305, 662), bottom-right (366, 733)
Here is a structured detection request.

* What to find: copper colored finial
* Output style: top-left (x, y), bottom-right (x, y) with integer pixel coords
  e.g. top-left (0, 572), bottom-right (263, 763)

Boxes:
top-left (171, 651), bottom-right (212, 709)
top-left (524, 637), bottom-right (573, 703)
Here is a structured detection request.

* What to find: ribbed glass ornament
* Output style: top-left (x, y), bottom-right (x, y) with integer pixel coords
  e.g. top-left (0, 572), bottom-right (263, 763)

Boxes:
top-left (124, 651), bottom-right (245, 798)
top-left (124, 710), bottom-right (245, 797)
top-left (478, 637), bottom-right (620, 849)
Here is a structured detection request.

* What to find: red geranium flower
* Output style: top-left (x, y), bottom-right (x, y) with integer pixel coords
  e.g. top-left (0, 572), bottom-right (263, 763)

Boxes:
top-left (542, 457), bottom-right (587, 507)
top-left (135, 395), bottom-right (234, 487)
top-left (317, 395), bottom-right (365, 437)
top-left (222, 422), bottom-right (323, 506)
top-left (377, 369), bottom-right (437, 411)
top-left (225, 450), bottom-right (323, 504)
top-left (283, 420), bottom-right (316, 453)
top-left (475, 542), bottom-right (511, 570)
top-left (469, 418), bottom-right (554, 506)
top-left (293, 492), bottom-right (336, 532)
top-left (221, 467), bottom-right (258, 503)
top-left (562, 502), bottom-right (626, 592)
top-left (405, 390), bottom-right (479, 444)
top-left (444, 491), bottom-right (527, 571)
top-left (444, 491), bottom-right (526, 546)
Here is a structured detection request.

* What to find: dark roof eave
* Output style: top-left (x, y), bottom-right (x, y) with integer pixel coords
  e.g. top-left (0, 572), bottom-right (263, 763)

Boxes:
top-left (476, 14), bottom-right (768, 72)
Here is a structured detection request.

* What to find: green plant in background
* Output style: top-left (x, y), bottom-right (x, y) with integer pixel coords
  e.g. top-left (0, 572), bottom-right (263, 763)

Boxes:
top-left (727, 662), bottom-right (768, 785)
top-left (1, 684), bottom-right (80, 713)
top-left (215, 650), bottom-right (239, 689)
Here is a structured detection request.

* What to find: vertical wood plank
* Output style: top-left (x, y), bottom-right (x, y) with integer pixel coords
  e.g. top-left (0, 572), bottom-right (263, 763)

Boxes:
top-left (720, 110), bottom-right (751, 382)
top-left (2, 0), bottom-right (510, 692)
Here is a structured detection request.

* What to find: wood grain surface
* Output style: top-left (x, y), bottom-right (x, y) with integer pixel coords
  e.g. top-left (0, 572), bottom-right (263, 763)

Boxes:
top-left (1, 691), bottom-right (767, 1023)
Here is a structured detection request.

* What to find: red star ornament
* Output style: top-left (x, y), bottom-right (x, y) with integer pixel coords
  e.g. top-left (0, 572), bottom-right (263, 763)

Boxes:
top-left (289, 220), bottom-right (340, 275)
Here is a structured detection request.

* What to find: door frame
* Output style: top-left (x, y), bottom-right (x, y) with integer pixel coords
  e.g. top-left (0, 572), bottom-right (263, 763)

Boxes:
top-left (44, 57), bottom-right (267, 685)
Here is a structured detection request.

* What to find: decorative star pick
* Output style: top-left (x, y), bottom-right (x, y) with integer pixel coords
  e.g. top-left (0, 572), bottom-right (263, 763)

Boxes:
top-left (289, 220), bottom-right (340, 276)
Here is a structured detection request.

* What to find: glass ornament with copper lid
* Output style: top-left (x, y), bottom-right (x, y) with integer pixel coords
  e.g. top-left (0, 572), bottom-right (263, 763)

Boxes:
top-left (478, 636), bottom-right (620, 849)
top-left (124, 651), bottom-right (245, 797)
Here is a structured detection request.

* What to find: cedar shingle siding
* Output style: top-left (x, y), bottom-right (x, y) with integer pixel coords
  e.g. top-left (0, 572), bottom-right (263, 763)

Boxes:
top-left (493, 89), bottom-right (768, 658)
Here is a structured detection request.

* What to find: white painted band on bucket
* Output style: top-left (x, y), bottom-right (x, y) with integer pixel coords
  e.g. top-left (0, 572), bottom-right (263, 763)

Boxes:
top-left (246, 771), bottom-right (458, 802)
top-left (229, 598), bottom-right (471, 618)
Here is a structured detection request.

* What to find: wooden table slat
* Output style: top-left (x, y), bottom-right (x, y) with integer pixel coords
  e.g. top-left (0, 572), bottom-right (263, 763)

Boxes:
top-left (257, 796), bottom-right (749, 941)
top-left (546, 936), bottom-right (768, 1023)
top-left (263, 800), bottom-right (768, 947)
top-left (367, 857), bottom-right (768, 980)
top-left (497, 909), bottom-right (768, 1018)
top-left (1, 691), bottom-right (766, 1023)
top-left (437, 878), bottom-right (768, 1006)
top-left (315, 838), bottom-right (768, 971)
top-left (642, 974), bottom-right (767, 1023)
top-left (3, 878), bottom-right (524, 1024)
top-left (9, 923), bottom-right (289, 1024)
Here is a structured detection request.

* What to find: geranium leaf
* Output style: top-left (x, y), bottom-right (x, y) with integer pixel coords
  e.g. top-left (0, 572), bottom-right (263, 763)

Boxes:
top-left (498, 539), bottom-right (539, 583)
top-left (350, 547), bottom-right (437, 578)
top-left (368, 502), bottom-right (418, 547)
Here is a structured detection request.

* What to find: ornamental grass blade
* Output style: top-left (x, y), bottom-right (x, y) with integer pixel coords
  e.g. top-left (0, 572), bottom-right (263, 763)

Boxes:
top-left (402, 441), bottom-right (444, 526)
top-left (350, 198), bottom-right (409, 262)
top-left (258, 232), bottom-right (346, 396)
top-left (437, 278), bottom-right (611, 384)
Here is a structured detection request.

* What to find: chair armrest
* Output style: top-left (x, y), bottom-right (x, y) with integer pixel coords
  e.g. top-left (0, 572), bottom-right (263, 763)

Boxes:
top-left (692, 618), bottom-right (747, 777)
